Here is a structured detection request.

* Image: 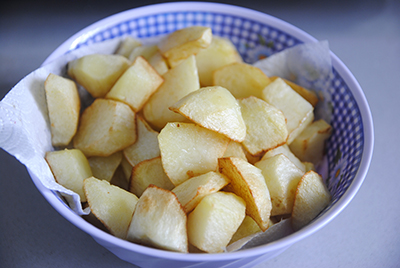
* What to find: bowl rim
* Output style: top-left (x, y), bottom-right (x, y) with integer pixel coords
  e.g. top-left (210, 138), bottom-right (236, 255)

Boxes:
top-left (37, 1), bottom-right (374, 262)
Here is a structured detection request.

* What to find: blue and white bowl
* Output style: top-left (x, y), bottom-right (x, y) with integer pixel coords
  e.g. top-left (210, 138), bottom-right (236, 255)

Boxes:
top-left (36, 2), bottom-right (374, 267)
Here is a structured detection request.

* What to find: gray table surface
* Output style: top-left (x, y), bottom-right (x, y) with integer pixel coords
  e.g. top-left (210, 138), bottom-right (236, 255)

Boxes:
top-left (1, 0), bottom-right (399, 267)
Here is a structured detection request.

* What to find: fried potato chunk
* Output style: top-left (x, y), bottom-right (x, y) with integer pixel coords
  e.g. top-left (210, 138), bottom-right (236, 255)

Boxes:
top-left (158, 122), bottom-right (230, 186)
top-left (106, 56), bottom-right (163, 112)
top-left (87, 151), bottom-right (123, 182)
top-left (123, 115), bottom-right (160, 167)
top-left (44, 73), bottom-right (80, 147)
top-left (84, 177), bottom-right (139, 239)
top-left (188, 191), bottom-right (246, 253)
top-left (73, 98), bottom-right (137, 157)
top-left (142, 55), bottom-right (200, 131)
top-left (170, 86), bottom-right (246, 142)
top-left (172, 171), bottom-right (230, 213)
top-left (238, 96), bottom-right (288, 156)
top-left (45, 149), bottom-right (92, 202)
top-left (129, 156), bottom-right (174, 197)
top-left (127, 185), bottom-right (188, 253)
top-left (262, 77), bottom-right (314, 144)
top-left (196, 36), bottom-right (242, 86)
top-left (255, 154), bottom-right (304, 216)
top-left (158, 26), bottom-right (212, 67)
top-left (213, 62), bottom-right (271, 99)
top-left (67, 54), bottom-right (130, 98)
top-left (291, 170), bottom-right (331, 231)
top-left (219, 157), bottom-right (272, 231)
top-left (289, 119), bottom-right (332, 165)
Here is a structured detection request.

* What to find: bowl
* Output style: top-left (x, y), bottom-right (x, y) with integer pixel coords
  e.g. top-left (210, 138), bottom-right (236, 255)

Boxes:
top-left (32, 2), bottom-right (373, 267)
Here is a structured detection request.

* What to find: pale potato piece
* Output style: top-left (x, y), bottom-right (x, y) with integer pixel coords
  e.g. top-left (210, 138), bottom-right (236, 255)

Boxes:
top-left (67, 54), bottom-right (130, 98)
top-left (172, 171), bottom-right (230, 213)
top-left (115, 36), bottom-right (142, 58)
top-left (83, 177), bottom-right (138, 239)
top-left (291, 170), bottom-right (331, 231)
top-left (142, 55), bottom-right (200, 131)
top-left (229, 215), bottom-right (262, 244)
top-left (196, 36), bottom-right (242, 86)
top-left (262, 77), bottom-right (314, 144)
top-left (129, 156), bottom-right (174, 197)
top-left (44, 73), bottom-right (80, 147)
top-left (120, 155), bottom-right (133, 181)
top-left (158, 26), bottom-right (212, 67)
top-left (170, 86), bottom-right (246, 142)
top-left (148, 51), bottom-right (169, 75)
top-left (106, 56), bottom-right (164, 112)
top-left (289, 119), bottom-right (332, 165)
top-left (128, 44), bottom-right (159, 62)
top-left (262, 144), bottom-right (306, 172)
top-left (255, 154), bottom-right (304, 216)
top-left (88, 151), bottom-right (123, 182)
top-left (73, 98), bottom-right (137, 157)
top-left (158, 122), bottom-right (230, 186)
top-left (109, 165), bottom-right (129, 191)
top-left (123, 115), bottom-right (160, 167)
top-left (223, 140), bottom-right (247, 161)
top-left (218, 157), bottom-right (272, 231)
top-left (127, 185), bottom-right (188, 253)
top-left (45, 149), bottom-right (92, 202)
top-left (270, 76), bottom-right (318, 107)
top-left (187, 191), bottom-right (246, 253)
top-left (303, 162), bottom-right (316, 172)
top-left (238, 96), bottom-right (288, 156)
top-left (213, 62), bottom-right (271, 99)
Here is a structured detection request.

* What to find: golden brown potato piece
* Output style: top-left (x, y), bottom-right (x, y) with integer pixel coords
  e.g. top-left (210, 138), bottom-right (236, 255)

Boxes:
top-left (187, 191), bottom-right (246, 253)
top-left (262, 77), bottom-right (314, 144)
top-left (83, 177), bottom-right (138, 239)
top-left (87, 151), bottom-right (123, 182)
top-left (213, 62), bottom-right (271, 99)
top-left (291, 170), bottom-right (331, 231)
top-left (126, 185), bottom-right (188, 253)
top-left (45, 149), bottom-right (92, 202)
top-left (255, 154), bottom-right (304, 216)
top-left (73, 98), bottom-right (137, 157)
top-left (123, 115), bottom-right (160, 167)
top-left (196, 36), bottom-right (242, 86)
top-left (44, 73), bottom-right (80, 147)
top-left (158, 122), bottom-right (230, 186)
top-left (238, 96), bottom-right (288, 157)
top-left (170, 86), bottom-right (246, 142)
top-left (218, 157), bottom-right (272, 231)
top-left (67, 54), bottom-right (130, 98)
top-left (172, 171), bottom-right (230, 213)
top-left (106, 56), bottom-right (164, 112)
top-left (129, 156), bottom-right (174, 197)
top-left (289, 119), bottom-right (332, 165)
top-left (142, 55), bottom-right (200, 131)
top-left (158, 26), bottom-right (212, 67)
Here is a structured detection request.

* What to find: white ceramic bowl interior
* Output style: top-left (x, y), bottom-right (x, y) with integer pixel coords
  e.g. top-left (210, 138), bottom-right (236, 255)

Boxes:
top-left (35, 2), bottom-right (374, 268)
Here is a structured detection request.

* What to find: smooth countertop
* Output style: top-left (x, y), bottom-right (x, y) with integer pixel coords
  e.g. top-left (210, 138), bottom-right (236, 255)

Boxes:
top-left (1, 0), bottom-right (399, 267)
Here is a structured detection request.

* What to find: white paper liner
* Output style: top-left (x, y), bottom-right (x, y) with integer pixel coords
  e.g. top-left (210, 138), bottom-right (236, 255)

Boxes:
top-left (0, 37), bottom-right (333, 248)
